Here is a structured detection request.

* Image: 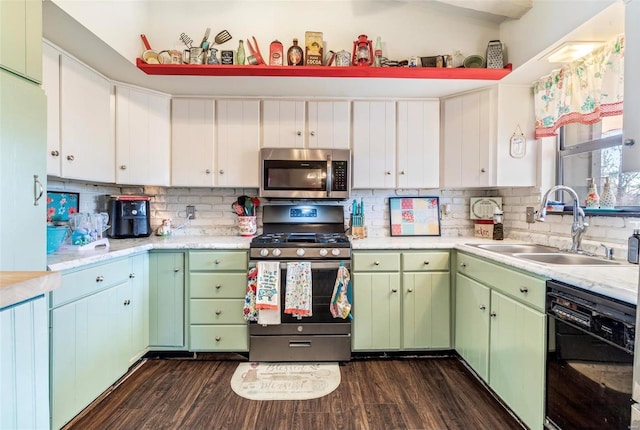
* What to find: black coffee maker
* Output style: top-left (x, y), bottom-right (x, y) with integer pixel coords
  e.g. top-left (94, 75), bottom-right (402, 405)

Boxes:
top-left (107, 196), bottom-right (151, 238)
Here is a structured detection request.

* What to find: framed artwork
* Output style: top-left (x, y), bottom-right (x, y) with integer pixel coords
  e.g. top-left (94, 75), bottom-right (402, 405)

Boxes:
top-left (47, 191), bottom-right (80, 223)
top-left (389, 196), bottom-right (441, 237)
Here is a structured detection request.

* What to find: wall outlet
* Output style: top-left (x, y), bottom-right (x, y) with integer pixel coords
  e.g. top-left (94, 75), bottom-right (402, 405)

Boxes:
top-left (186, 205), bottom-right (196, 220)
top-left (526, 207), bottom-right (535, 223)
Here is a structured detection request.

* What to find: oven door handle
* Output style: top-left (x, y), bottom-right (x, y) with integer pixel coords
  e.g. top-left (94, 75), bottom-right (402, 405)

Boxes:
top-left (249, 261), bottom-right (350, 270)
top-left (326, 153), bottom-right (332, 198)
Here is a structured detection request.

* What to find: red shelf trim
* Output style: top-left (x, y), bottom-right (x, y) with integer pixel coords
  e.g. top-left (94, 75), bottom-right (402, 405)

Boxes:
top-left (136, 58), bottom-right (512, 80)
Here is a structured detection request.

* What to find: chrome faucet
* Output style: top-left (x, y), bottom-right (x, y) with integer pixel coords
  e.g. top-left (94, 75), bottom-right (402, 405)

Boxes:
top-left (536, 185), bottom-right (589, 253)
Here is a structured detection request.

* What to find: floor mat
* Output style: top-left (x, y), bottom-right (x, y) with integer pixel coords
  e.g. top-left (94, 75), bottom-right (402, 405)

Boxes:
top-left (230, 362), bottom-right (340, 400)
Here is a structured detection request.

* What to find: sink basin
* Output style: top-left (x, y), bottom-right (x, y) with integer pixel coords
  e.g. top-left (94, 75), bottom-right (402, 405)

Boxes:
top-left (470, 243), bottom-right (559, 254)
top-left (512, 253), bottom-right (620, 266)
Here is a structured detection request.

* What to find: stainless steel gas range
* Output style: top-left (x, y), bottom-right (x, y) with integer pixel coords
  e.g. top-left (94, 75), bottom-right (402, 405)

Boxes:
top-left (248, 204), bottom-right (352, 362)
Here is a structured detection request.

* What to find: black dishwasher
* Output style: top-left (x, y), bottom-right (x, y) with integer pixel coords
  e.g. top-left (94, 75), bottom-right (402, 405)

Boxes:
top-left (546, 280), bottom-right (636, 430)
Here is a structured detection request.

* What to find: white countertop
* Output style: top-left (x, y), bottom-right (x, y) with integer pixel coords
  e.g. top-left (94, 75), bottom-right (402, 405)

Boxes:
top-left (28, 234), bottom-right (638, 308)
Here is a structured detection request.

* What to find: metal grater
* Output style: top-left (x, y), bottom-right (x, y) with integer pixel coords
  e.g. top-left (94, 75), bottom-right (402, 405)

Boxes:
top-left (486, 40), bottom-right (504, 69)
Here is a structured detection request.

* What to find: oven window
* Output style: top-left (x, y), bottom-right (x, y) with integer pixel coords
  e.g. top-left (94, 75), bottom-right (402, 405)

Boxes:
top-left (264, 161), bottom-right (327, 191)
top-left (279, 266), bottom-right (342, 324)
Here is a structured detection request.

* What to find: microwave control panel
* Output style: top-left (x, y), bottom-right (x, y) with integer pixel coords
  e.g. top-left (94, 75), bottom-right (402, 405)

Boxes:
top-left (332, 161), bottom-right (348, 191)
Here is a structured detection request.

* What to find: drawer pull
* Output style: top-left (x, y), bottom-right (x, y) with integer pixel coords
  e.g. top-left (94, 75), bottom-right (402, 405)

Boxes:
top-left (215, 336), bottom-right (221, 342)
top-left (66, 155), bottom-right (75, 161)
top-left (519, 287), bottom-right (529, 294)
top-left (174, 268), bottom-right (180, 273)
top-left (460, 263), bottom-right (467, 268)
top-left (490, 312), bottom-right (497, 318)
top-left (96, 275), bottom-right (104, 282)
top-left (215, 284), bottom-right (222, 289)
top-left (479, 305), bottom-right (486, 311)
top-left (215, 310), bottom-right (222, 315)
top-left (391, 288), bottom-right (398, 293)
top-left (51, 150), bottom-right (60, 157)
top-left (129, 273), bottom-right (135, 279)
top-left (423, 261), bottom-right (430, 265)
top-left (407, 288), bottom-right (413, 293)
top-left (123, 299), bottom-right (130, 306)
top-left (214, 259), bottom-right (221, 265)
top-left (374, 261), bottom-right (380, 266)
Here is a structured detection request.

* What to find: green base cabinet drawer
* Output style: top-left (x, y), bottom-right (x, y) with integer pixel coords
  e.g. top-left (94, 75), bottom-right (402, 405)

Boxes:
top-left (402, 251), bottom-right (449, 272)
top-left (353, 252), bottom-right (400, 272)
top-left (189, 325), bottom-right (248, 351)
top-left (190, 273), bottom-right (246, 298)
top-left (189, 251), bottom-right (247, 271)
top-left (190, 299), bottom-right (246, 324)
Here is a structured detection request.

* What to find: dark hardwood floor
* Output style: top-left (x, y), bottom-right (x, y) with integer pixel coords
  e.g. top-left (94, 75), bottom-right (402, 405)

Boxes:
top-left (66, 355), bottom-right (524, 430)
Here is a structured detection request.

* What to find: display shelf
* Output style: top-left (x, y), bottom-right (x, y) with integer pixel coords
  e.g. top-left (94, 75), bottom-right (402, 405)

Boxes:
top-left (136, 58), bottom-right (512, 80)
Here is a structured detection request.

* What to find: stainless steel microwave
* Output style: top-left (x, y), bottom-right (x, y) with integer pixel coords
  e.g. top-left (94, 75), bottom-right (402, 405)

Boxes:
top-left (259, 148), bottom-right (351, 200)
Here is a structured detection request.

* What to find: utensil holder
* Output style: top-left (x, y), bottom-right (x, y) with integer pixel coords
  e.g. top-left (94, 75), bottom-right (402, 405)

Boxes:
top-left (350, 214), bottom-right (366, 239)
top-left (238, 216), bottom-right (257, 237)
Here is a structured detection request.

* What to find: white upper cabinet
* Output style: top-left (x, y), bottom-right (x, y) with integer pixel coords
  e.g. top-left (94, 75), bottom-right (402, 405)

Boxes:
top-left (262, 100), bottom-right (305, 148)
top-left (623, 0), bottom-right (640, 172)
top-left (307, 101), bottom-right (350, 149)
top-left (217, 100), bottom-right (261, 188)
top-left (441, 85), bottom-right (536, 188)
top-left (60, 54), bottom-right (114, 183)
top-left (0, 0), bottom-right (42, 83)
top-left (115, 85), bottom-right (170, 186)
top-left (352, 101), bottom-right (397, 189)
top-left (42, 43), bottom-right (61, 177)
top-left (397, 101), bottom-right (440, 188)
top-left (171, 98), bottom-right (215, 187)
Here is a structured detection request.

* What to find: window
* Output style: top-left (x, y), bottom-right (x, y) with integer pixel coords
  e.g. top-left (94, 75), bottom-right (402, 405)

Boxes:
top-left (557, 115), bottom-right (640, 208)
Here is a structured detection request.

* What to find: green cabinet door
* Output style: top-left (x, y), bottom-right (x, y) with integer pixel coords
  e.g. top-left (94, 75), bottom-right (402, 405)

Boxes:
top-left (149, 252), bottom-right (185, 348)
top-left (403, 272), bottom-right (450, 349)
top-left (352, 272), bottom-right (401, 351)
top-left (129, 253), bottom-right (149, 364)
top-left (489, 290), bottom-right (546, 430)
top-left (454, 273), bottom-right (490, 381)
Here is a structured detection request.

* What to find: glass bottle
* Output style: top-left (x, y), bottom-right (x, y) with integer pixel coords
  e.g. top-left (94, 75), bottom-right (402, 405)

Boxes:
top-left (585, 177), bottom-right (600, 208)
top-left (492, 209), bottom-right (504, 240)
top-left (237, 40), bottom-right (245, 65)
top-left (374, 36), bottom-right (382, 67)
top-left (600, 176), bottom-right (616, 209)
top-left (287, 38), bottom-right (304, 66)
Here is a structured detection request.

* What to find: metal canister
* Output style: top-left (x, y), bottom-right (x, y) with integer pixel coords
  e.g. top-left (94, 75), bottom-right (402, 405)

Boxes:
top-left (269, 40), bottom-right (284, 66)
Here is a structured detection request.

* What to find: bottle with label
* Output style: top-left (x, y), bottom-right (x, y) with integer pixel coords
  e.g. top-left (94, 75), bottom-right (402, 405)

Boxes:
top-left (492, 208), bottom-right (504, 240)
top-left (585, 177), bottom-right (600, 208)
top-left (237, 40), bottom-right (245, 65)
top-left (287, 38), bottom-right (304, 66)
top-left (374, 36), bottom-right (382, 67)
top-left (628, 221), bottom-right (640, 264)
top-left (269, 40), bottom-right (284, 66)
top-left (599, 176), bottom-right (617, 209)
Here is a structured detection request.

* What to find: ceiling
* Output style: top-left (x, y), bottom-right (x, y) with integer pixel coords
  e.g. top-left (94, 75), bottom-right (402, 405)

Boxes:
top-left (433, 0), bottom-right (532, 20)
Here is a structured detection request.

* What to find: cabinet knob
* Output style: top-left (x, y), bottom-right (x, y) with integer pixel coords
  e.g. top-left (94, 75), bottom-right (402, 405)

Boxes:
top-left (214, 259), bottom-right (221, 265)
top-left (296, 131), bottom-right (302, 136)
top-left (385, 171), bottom-right (392, 175)
top-left (624, 138), bottom-right (636, 147)
top-left (129, 273), bottom-right (135, 279)
top-left (391, 288), bottom-right (398, 293)
top-left (407, 288), bottom-right (413, 293)
top-left (120, 165), bottom-right (127, 170)
top-left (215, 336), bottom-right (221, 342)
top-left (374, 261), bottom-right (380, 266)
top-left (51, 150), bottom-right (60, 157)
top-left (310, 131), bottom-right (315, 136)
top-left (215, 284), bottom-right (222, 289)
top-left (219, 170), bottom-right (224, 174)
top-left (67, 155), bottom-right (75, 161)
top-left (205, 169), bottom-right (211, 174)
top-left (123, 299), bottom-right (130, 306)
top-left (480, 168), bottom-right (486, 173)
top-left (215, 310), bottom-right (222, 316)
top-left (519, 287), bottom-right (529, 294)
top-left (173, 268), bottom-right (180, 273)
top-left (460, 263), bottom-right (467, 268)
top-left (96, 275), bottom-right (104, 282)
top-left (423, 261), bottom-right (430, 265)
top-left (479, 305), bottom-right (486, 311)
top-left (490, 312), bottom-right (497, 318)
top-left (400, 171), bottom-right (405, 175)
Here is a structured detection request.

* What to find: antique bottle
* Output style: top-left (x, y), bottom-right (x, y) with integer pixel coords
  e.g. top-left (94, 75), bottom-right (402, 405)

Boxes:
top-left (287, 38), bottom-right (304, 66)
top-left (374, 36), bottom-right (382, 67)
top-left (237, 40), bottom-right (245, 65)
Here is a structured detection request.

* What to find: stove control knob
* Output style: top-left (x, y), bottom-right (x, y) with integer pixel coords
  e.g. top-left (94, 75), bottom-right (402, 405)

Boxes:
top-left (296, 248), bottom-right (305, 257)
top-left (319, 248), bottom-right (328, 257)
top-left (260, 248), bottom-right (269, 257)
top-left (331, 248), bottom-right (341, 256)
top-left (272, 248), bottom-right (282, 257)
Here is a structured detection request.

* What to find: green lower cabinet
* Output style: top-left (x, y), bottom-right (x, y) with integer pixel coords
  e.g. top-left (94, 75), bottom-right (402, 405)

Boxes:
top-left (148, 251), bottom-right (185, 349)
top-left (403, 272), bottom-right (450, 349)
top-left (129, 253), bottom-right (149, 365)
top-left (489, 290), bottom-right (546, 430)
top-left (454, 273), bottom-right (490, 381)
top-left (352, 272), bottom-right (401, 350)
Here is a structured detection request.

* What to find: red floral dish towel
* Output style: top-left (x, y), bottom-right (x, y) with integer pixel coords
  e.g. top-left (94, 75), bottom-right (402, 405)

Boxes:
top-left (243, 267), bottom-right (258, 322)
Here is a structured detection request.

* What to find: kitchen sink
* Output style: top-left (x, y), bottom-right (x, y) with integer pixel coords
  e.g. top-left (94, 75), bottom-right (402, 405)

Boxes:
top-left (470, 243), bottom-right (558, 254)
top-left (511, 253), bottom-right (620, 266)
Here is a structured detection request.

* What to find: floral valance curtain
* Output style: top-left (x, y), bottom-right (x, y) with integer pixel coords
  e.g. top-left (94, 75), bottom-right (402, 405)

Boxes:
top-left (533, 35), bottom-right (625, 139)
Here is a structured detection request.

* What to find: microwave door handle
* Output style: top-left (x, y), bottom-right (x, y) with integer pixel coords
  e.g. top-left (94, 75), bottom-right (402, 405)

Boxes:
top-left (326, 154), bottom-right (332, 198)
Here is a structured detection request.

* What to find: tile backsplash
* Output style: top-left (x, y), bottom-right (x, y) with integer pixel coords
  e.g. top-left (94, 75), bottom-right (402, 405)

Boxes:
top-left (48, 179), bottom-right (634, 259)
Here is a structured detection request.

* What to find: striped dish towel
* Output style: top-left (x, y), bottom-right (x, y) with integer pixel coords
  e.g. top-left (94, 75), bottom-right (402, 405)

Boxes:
top-left (284, 262), bottom-right (312, 317)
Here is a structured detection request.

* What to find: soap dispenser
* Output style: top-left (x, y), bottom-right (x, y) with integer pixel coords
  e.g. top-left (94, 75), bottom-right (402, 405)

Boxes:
top-left (600, 176), bottom-right (616, 209)
top-left (629, 221), bottom-right (640, 264)
top-left (585, 177), bottom-right (600, 208)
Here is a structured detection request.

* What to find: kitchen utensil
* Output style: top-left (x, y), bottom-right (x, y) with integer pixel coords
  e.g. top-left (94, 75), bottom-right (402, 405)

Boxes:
top-left (140, 34), bottom-right (152, 50)
top-left (232, 202), bottom-right (245, 216)
top-left (213, 29), bottom-right (232, 45)
top-left (200, 27), bottom-right (211, 48)
top-left (179, 32), bottom-right (193, 49)
top-left (246, 37), bottom-right (265, 65)
top-left (189, 47), bottom-right (204, 64)
top-left (463, 55), bottom-right (485, 68)
top-left (140, 34), bottom-right (163, 64)
top-left (252, 196), bottom-right (260, 210)
top-left (244, 199), bottom-right (254, 216)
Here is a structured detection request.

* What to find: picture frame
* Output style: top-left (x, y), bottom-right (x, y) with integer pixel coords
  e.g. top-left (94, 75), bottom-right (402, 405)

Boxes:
top-left (389, 196), bottom-right (441, 237)
top-left (47, 191), bottom-right (80, 223)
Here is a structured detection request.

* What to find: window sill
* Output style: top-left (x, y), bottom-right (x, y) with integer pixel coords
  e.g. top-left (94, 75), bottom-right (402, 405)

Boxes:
top-left (548, 207), bottom-right (640, 217)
